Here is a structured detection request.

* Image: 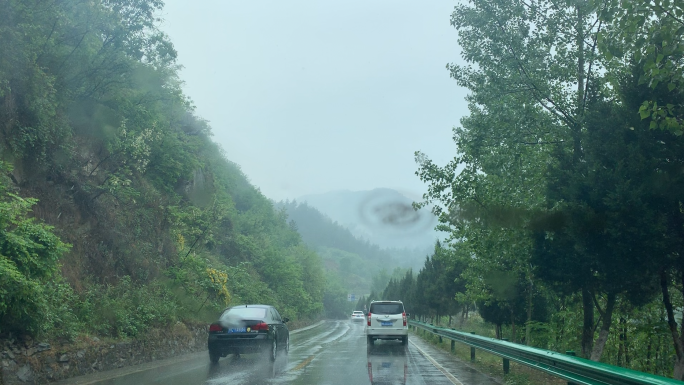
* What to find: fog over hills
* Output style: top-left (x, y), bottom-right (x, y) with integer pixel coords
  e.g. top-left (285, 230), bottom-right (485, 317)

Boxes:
top-left (298, 188), bottom-right (441, 250)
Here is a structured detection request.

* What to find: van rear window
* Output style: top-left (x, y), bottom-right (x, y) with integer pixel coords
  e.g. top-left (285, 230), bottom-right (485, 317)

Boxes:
top-left (370, 303), bottom-right (404, 315)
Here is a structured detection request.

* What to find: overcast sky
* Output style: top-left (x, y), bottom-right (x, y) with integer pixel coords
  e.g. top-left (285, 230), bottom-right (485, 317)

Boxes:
top-left (160, 1), bottom-right (469, 201)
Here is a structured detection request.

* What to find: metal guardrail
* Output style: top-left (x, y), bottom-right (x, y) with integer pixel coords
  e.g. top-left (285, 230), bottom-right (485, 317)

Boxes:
top-left (409, 320), bottom-right (683, 385)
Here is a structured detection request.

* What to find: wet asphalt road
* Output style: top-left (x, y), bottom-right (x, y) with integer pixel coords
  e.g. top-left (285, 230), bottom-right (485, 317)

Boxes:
top-left (57, 321), bottom-right (500, 385)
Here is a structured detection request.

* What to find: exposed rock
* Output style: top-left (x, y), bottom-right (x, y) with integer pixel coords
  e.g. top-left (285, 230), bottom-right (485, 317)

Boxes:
top-left (16, 365), bottom-right (32, 383)
top-left (36, 343), bottom-right (50, 352)
top-left (1, 323), bottom-right (208, 384)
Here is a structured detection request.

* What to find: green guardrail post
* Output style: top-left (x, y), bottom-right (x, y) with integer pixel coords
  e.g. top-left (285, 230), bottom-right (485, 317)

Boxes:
top-left (439, 335), bottom-right (443, 343)
top-left (502, 338), bottom-right (510, 374)
top-left (470, 332), bottom-right (476, 361)
top-left (451, 339), bottom-right (455, 353)
top-left (566, 351), bottom-right (578, 385)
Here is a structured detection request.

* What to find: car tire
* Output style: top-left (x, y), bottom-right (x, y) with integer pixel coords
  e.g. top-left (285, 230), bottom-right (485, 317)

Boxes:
top-left (367, 336), bottom-right (374, 345)
top-left (402, 336), bottom-right (408, 345)
top-left (285, 335), bottom-right (290, 355)
top-left (270, 338), bottom-right (277, 362)
top-left (209, 350), bottom-right (220, 364)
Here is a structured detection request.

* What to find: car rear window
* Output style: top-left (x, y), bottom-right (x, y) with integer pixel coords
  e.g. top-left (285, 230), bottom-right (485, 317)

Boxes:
top-left (370, 303), bottom-right (404, 315)
top-left (353, 311), bottom-right (363, 314)
top-left (222, 307), bottom-right (267, 320)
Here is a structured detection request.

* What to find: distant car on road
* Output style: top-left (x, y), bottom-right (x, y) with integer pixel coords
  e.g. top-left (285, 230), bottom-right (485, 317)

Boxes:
top-left (208, 304), bottom-right (289, 363)
top-left (366, 300), bottom-right (408, 345)
top-left (351, 311), bottom-right (365, 322)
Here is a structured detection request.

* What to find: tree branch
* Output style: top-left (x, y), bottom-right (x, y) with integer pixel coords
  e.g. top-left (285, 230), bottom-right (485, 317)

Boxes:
top-left (592, 291), bottom-right (606, 318)
top-left (652, 3), bottom-right (684, 27)
top-left (490, 9), bottom-right (577, 127)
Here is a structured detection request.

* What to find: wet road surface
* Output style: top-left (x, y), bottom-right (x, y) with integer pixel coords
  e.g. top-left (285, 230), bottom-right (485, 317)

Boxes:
top-left (57, 321), bottom-right (500, 385)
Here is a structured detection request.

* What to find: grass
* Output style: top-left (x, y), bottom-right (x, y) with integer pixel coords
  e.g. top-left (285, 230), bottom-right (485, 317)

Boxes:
top-left (410, 321), bottom-right (566, 385)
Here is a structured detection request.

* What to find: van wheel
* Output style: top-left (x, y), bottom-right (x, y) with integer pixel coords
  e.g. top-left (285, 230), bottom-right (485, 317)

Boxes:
top-left (402, 336), bottom-right (408, 345)
top-left (209, 350), bottom-right (220, 364)
top-left (367, 336), bottom-right (374, 345)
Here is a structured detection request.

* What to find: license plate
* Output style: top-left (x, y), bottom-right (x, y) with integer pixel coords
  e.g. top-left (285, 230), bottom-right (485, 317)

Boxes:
top-left (381, 321), bottom-right (392, 326)
top-left (228, 327), bottom-right (246, 333)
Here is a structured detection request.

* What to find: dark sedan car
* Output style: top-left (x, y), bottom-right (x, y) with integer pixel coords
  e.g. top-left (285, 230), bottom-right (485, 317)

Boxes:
top-left (208, 304), bottom-right (290, 363)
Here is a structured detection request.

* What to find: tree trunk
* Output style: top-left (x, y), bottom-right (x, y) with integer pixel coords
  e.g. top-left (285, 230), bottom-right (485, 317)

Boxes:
top-left (623, 317), bottom-right (630, 366)
top-left (590, 292), bottom-right (616, 361)
top-left (510, 308), bottom-right (516, 343)
top-left (660, 269), bottom-right (684, 379)
top-left (581, 287), bottom-right (595, 359)
top-left (646, 337), bottom-right (652, 372)
top-left (526, 280), bottom-right (533, 345)
top-left (460, 306), bottom-right (467, 328)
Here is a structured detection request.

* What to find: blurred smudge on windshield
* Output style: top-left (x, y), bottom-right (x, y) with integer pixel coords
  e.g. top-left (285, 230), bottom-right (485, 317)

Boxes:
top-left (357, 190), bottom-right (436, 237)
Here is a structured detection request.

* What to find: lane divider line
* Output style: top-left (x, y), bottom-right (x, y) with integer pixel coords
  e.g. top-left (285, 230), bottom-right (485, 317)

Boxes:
top-left (288, 321), bottom-right (348, 373)
top-left (290, 320), bottom-right (326, 335)
top-left (410, 340), bottom-right (464, 385)
top-left (292, 354), bottom-right (316, 371)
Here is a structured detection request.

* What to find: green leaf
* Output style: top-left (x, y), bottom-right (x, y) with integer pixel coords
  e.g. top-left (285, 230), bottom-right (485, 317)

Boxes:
top-left (668, 83), bottom-right (677, 91)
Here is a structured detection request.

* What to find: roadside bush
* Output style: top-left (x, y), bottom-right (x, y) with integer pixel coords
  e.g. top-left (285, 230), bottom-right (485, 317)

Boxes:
top-left (79, 276), bottom-right (179, 337)
top-left (42, 276), bottom-right (81, 340)
top-left (0, 182), bottom-right (71, 337)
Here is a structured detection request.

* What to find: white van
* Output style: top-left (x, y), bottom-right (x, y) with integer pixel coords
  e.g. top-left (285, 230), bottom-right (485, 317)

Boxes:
top-left (366, 300), bottom-right (408, 345)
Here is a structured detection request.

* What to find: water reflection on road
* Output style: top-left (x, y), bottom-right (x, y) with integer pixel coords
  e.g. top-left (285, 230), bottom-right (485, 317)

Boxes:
top-left (367, 342), bottom-right (408, 385)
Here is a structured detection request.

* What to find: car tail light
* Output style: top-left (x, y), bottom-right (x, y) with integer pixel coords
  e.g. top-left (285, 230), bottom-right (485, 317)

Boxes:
top-left (367, 312), bottom-right (372, 326)
top-left (209, 323), bottom-right (223, 332)
top-left (252, 322), bottom-right (269, 331)
top-left (402, 312), bottom-right (407, 327)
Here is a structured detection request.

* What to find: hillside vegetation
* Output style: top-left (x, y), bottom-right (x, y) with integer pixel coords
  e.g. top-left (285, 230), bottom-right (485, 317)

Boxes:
top-left (0, 0), bottom-right (329, 339)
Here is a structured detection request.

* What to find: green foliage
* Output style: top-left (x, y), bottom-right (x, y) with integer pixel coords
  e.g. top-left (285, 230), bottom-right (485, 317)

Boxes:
top-left (0, 0), bottom-right (329, 340)
top-left (0, 177), bottom-right (71, 335)
top-left (322, 272), bottom-right (353, 319)
top-left (601, 0), bottom-right (684, 134)
top-left (413, 0), bottom-right (684, 378)
top-left (77, 276), bottom-right (179, 337)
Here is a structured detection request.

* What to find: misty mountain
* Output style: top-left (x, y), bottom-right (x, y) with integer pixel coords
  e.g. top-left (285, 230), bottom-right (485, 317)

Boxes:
top-left (276, 200), bottom-right (434, 293)
top-left (298, 188), bottom-right (441, 250)
top-left (278, 200), bottom-right (392, 261)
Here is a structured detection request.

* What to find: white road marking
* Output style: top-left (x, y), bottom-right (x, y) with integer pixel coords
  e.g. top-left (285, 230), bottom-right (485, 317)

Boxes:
top-left (290, 320), bottom-right (326, 335)
top-left (410, 339), bottom-right (464, 385)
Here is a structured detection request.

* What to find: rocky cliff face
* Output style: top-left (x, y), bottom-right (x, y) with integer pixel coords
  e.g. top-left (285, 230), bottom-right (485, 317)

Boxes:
top-left (1, 322), bottom-right (207, 384)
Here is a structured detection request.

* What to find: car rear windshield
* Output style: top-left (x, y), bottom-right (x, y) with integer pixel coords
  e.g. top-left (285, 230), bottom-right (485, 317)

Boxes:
top-left (370, 303), bottom-right (404, 315)
top-left (353, 311), bottom-right (363, 314)
top-left (222, 307), bottom-right (267, 320)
